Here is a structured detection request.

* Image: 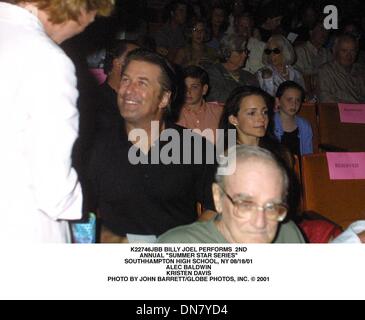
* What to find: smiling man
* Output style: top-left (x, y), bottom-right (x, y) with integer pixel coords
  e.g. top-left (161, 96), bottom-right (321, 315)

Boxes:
top-left (84, 49), bottom-right (217, 242)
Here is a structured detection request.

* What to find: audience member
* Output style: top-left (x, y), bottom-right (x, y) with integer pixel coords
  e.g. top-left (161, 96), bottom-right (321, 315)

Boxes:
top-left (256, 1), bottom-right (284, 42)
top-left (174, 19), bottom-right (219, 68)
top-left (153, 0), bottom-right (188, 61)
top-left (219, 85), bottom-right (293, 168)
top-left (206, 4), bottom-right (229, 51)
top-left (317, 34), bottom-right (365, 103)
top-left (274, 81), bottom-right (313, 156)
top-left (177, 65), bottom-right (223, 143)
top-left (158, 145), bottom-right (305, 243)
top-left (295, 21), bottom-right (332, 97)
top-left (83, 49), bottom-right (216, 243)
top-left (257, 34), bottom-right (305, 97)
top-left (234, 13), bottom-right (265, 73)
top-left (206, 34), bottom-right (258, 103)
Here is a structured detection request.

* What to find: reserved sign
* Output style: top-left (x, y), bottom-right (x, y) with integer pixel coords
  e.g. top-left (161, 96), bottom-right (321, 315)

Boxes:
top-left (338, 103), bottom-right (365, 124)
top-left (326, 152), bottom-right (365, 180)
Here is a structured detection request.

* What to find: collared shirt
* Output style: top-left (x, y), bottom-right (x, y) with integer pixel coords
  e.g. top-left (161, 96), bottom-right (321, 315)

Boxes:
top-left (83, 122), bottom-right (216, 236)
top-left (177, 101), bottom-right (223, 144)
top-left (317, 61), bottom-right (365, 103)
top-left (295, 41), bottom-right (332, 75)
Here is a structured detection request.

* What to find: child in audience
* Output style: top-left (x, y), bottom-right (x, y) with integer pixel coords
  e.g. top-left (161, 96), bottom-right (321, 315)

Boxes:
top-left (274, 81), bottom-right (313, 156)
top-left (177, 65), bottom-right (223, 144)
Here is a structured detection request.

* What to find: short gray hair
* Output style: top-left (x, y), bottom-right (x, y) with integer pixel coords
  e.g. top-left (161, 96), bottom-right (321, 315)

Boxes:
top-left (262, 34), bottom-right (296, 66)
top-left (215, 145), bottom-right (289, 200)
top-left (333, 33), bottom-right (359, 54)
top-left (219, 34), bottom-right (248, 62)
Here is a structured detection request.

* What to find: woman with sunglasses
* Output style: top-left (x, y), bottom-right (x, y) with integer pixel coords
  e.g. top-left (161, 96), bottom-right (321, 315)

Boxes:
top-left (257, 35), bottom-right (305, 97)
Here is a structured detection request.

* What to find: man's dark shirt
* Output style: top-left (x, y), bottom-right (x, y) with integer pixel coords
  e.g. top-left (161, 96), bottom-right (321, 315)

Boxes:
top-left (96, 81), bottom-right (121, 132)
top-left (83, 122), bottom-right (216, 236)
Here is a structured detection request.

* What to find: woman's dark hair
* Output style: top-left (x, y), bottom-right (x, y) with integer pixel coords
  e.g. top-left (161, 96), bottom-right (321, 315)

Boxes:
top-left (276, 80), bottom-right (305, 102)
top-left (218, 85), bottom-right (298, 219)
top-left (219, 85), bottom-right (274, 143)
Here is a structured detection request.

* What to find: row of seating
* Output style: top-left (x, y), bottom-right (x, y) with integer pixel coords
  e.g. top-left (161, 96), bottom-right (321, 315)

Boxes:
top-left (298, 102), bottom-right (365, 152)
top-left (294, 153), bottom-right (365, 229)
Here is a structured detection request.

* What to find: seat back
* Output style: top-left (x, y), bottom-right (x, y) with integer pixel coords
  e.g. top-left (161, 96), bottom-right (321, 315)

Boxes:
top-left (301, 153), bottom-right (365, 228)
top-left (318, 103), bottom-right (365, 151)
top-left (298, 102), bottom-right (319, 152)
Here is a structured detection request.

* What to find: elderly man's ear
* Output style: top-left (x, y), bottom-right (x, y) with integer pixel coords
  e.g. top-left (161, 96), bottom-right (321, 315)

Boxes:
top-left (212, 183), bottom-right (223, 214)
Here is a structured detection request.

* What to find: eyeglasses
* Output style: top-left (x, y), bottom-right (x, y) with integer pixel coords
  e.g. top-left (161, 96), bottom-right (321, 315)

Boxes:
top-left (192, 27), bottom-right (205, 33)
top-left (219, 186), bottom-right (287, 221)
top-left (264, 48), bottom-right (281, 55)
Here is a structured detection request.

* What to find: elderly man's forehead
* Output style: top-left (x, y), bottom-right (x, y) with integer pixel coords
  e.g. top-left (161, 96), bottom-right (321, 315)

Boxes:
top-left (224, 157), bottom-right (282, 183)
top-left (339, 38), bottom-right (358, 49)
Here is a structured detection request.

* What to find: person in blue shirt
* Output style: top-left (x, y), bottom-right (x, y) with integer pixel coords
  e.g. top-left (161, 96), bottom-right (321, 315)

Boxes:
top-left (274, 81), bottom-right (313, 156)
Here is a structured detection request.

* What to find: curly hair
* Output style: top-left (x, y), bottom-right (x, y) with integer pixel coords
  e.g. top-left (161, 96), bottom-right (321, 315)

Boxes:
top-left (9, 0), bottom-right (114, 23)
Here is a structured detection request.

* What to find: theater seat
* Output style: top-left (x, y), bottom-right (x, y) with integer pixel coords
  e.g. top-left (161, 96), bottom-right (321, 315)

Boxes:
top-left (300, 153), bottom-right (365, 228)
top-left (298, 102), bottom-right (319, 152)
top-left (318, 103), bottom-right (365, 151)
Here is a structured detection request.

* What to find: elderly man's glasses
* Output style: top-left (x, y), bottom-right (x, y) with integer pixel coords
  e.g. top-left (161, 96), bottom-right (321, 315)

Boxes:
top-left (264, 48), bottom-right (281, 55)
top-left (219, 186), bottom-right (287, 221)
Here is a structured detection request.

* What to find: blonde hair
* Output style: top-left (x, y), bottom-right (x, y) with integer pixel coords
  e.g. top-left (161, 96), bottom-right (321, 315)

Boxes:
top-left (262, 34), bottom-right (296, 66)
top-left (11, 0), bottom-right (114, 23)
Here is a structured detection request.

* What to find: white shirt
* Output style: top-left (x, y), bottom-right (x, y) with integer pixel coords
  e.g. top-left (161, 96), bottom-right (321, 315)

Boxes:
top-left (0, 3), bottom-right (82, 242)
top-left (332, 221), bottom-right (365, 243)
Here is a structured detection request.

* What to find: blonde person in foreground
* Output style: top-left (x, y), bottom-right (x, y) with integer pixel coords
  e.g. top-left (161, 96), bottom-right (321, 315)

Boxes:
top-left (0, 0), bottom-right (114, 242)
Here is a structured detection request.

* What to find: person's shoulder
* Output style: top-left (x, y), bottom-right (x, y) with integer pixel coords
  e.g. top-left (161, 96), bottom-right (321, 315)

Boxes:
top-left (353, 62), bottom-right (365, 73)
top-left (157, 220), bottom-right (219, 243)
top-left (318, 60), bottom-right (335, 73)
top-left (294, 41), bottom-right (309, 51)
top-left (295, 115), bottom-right (311, 127)
top-left (157, 221), bottom-right (206, 243)
top-left (275, 220), bottom-right (306, 243)
top-left (205, 63), bottom-right (221, 74)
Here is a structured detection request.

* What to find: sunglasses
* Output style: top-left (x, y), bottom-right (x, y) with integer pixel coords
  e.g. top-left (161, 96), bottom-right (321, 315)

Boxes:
top-left (264, 48), bottom-right (281, 55)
